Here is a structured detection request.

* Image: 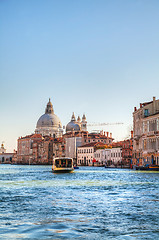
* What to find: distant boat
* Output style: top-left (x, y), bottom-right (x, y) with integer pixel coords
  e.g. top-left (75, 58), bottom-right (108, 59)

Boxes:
top-left (134, 165), bottom-right (159, 171)
top-left (148, 165), bottom-right (159, 171)
top-left (52, 157), bottom-right (74, 173)
top-left (74, 166), bottom-right (79, 169)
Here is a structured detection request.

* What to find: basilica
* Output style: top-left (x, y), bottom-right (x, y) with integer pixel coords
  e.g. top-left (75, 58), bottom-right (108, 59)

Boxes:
top-left (35, 99), bottom-right (87, 136)
top-left (15, 99), bottom-right (113, 165)
top-left (35, 98), bottom-right (63, 137)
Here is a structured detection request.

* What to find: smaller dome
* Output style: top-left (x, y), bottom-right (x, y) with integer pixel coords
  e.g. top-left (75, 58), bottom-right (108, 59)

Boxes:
top-left (66, 122), bottom-right (80, 132)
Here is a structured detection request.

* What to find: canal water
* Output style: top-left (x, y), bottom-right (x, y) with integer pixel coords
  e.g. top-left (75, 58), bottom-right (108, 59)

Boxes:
top-left (0, 165), bottom-right (159, 240)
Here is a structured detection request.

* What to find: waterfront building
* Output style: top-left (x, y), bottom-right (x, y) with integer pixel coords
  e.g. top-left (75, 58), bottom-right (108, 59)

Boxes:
top-left (122, 134), bottom-right (133, 167)
top-left (65, 137), bottom-right (82, 164)
top-left (111, 147), bottom-right (122, 166)
top-left (112, 131), bottom-right (133, 167)
top-left (0, 143), bottom-right (14, 164)
top-left (94, 148), bottom-right (111, 166)
top-left (64, 130), bottom-right (113, 164)
top-left (0, 153), bottom-right (14, 164)
top-left (35, 99), bottom-right (63, 138)
top-left (16, 134), bottom-right (65, 164)
top-left (133, 96), bottom-right (159, 166)
top-left (77, 142), bottom-right (108, 166)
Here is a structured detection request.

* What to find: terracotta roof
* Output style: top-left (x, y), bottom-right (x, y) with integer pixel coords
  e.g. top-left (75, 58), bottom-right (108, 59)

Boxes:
top-left (19, 134), bottom-right (43, 140)
top-left (0, 153), bottom-right (14, 155)
top-left (142, 101), bottom-right (153, 107)
top-left (31, 134), bottom-right (43, 139)
top-left (79, 142), bottom-right (106, 148)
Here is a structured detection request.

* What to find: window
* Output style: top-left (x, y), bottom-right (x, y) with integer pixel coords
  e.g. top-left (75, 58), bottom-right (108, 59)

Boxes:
top-left (144, 109), bottom-right (149, 117)
top-left (147, 121), bottom-right (149, 132)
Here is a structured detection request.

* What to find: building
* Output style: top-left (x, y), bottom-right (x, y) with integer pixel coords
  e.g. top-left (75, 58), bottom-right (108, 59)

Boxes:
top-left (65, 137), bottom-right (82, 163)
top-left (112, 132), bottom-right (133, 168)
top-left (0, 153), bottom-right (14, 164)
top-left (35, 99), bottom-right (63, 138)
top-left (77, 142), bottom-right (109, 166)
top-left (16, 134), bottom-right (65, 164)
top-left (0, 143), bottom-right (14, 164)
top-left (133, 96), bottom-right (159, 166)
top-left (77, 142), bottom-right (96, 166)
top-left (122, 136), bottom-right (133, 167)
top-left (111, 147), bottom-right (122, 166)
top-left (66, 113), bottom-right (87, 133)
top-left (94, 148), bottom-right (111, 166)
top-left (64, 130), bottom-right (113, 163)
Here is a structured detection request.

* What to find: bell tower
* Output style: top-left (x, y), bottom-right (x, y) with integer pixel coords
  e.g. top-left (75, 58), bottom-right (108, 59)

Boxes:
top-left (81, 114), bottom-right (87, 131)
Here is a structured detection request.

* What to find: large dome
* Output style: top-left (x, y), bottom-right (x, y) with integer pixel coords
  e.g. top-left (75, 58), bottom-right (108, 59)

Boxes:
top-left (35, 99), bottom-right (63, 137)
top-left (36, 113), bottom-right (62, 128)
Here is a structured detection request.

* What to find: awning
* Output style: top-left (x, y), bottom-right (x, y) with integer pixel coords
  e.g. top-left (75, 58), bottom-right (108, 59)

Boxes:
top-left (92, 158), bottom-right (97, 163)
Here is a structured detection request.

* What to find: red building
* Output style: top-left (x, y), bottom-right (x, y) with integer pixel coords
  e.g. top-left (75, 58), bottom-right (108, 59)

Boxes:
top-left (112, 131), bottom-right (133, 167)
top-left (16, 134), bottom-right (65, 164)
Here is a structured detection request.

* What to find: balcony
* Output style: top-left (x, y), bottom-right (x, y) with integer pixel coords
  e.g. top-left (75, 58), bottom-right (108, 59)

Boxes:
top-left (147, 131), bottom-right (155, 136)
top-left (134, 135), bottom-right (140, 140)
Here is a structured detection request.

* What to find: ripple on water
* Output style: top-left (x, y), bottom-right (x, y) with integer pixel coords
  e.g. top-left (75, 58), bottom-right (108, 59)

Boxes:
top-left (0, 165), bottom-right (159, 239)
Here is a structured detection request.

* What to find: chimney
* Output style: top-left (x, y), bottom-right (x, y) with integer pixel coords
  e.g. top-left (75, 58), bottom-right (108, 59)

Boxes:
top-left (107, 132), bottom-right (109, 137)
top-left (134, 107), bottom-right (137, 112)
top-left (153, 96), bottom-right (156, 114)
top-left (104, 131), bottom-right (105, 136)
top-left (110, 133), bottom-right (112, 138)
top-left (131, 131), bottom-right (133, 139)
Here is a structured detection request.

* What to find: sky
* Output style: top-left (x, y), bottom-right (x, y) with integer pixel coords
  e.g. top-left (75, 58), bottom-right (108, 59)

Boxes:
top-left (0, 0), bottom-right (159, 152)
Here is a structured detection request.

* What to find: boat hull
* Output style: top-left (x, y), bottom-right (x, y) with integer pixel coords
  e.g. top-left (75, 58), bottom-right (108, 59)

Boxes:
top-left (52, 167), bottom-right (74, 173)
top-left (134, 165), bottom-right (159, 171)
top-left (148, 166), bottom-right (159, 171)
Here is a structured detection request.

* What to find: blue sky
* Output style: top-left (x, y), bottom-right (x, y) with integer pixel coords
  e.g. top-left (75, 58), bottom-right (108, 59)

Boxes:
top-left (0, 0), bottom-right (159, 151)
